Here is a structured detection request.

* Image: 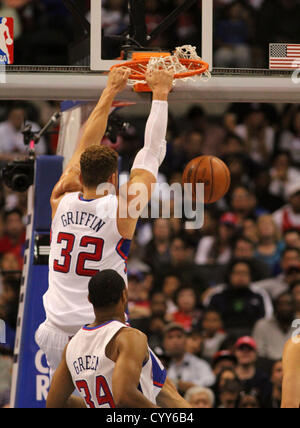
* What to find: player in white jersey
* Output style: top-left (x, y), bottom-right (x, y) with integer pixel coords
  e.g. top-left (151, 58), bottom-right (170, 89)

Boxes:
top-left (46, 270), bottom-right (191, 408)
top-left (36, 67), bottom-right (174, 378)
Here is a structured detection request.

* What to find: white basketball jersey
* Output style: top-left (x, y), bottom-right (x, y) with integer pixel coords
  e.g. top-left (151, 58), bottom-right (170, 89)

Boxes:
top-left (44, 192), bottom-right (131, 335)
top-left (66, 320), bottom-right (167, 408)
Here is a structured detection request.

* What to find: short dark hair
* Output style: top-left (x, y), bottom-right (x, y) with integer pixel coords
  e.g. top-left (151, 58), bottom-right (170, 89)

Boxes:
top-left (3, 276), bottom-right (20, 293)
top-left (226, 258), bottom-right (253, 283)
top-left (88, 270), bottom-right (126, 309)
top-left (282, 246), bottom-right (300, 259)
top-left (289, 280), bottom-right (300, 292)
top-left (80, 145), bottom-right (119, 188)
top-left (4, 208), bottom-right (23, 221)
top-left (284, 228), bottom-right (300, 237)
top-left (234, 235), bottom-right (255, 249)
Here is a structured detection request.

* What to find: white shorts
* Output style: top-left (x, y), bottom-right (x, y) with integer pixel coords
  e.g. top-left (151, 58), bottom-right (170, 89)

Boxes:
top-left (35, 320), bottom-right (72, 380)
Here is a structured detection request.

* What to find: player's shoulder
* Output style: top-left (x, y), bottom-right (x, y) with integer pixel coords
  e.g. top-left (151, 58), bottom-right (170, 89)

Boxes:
top-left (116, 326), bottom-right (148, 346)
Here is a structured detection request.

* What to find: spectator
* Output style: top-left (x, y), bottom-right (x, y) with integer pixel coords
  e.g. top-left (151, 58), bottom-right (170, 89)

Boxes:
top-left (237, 390), bottom-right (261, 408)
top-left (235, 104), bottom-right (275, 165)
top-left (255, 215), bottom-right (284, 275)
top-left (234, 336), bottom-right (271, 397)
top-left (214, 1), bottom-right (252, 68)
top-left (126, 237), bottom-right (150, 274)
top-left (233, 235), bottom-right (271, 281)
top-left (270, 151), bottom-right (300, 200)
top-left (172, 286), bottom-right (202, 332)
top-left (0, 252), bottom-right (22, 292)
top-left (205, 259), bottom-right (273, 337)
top-left (0, 276), bottom-right (20, 352)
top-left (212, 367), bottom-right (240, 406)
top-left (184, 386), bottom-right (215, 409)
top-left (0, 209), bottom-right (26, 267)
top-left (254, 169), bottom-right (285, 213)
top-left (218, 379), bottom-right (242, 408)
top-left (273, 183), bottom-right (300, 233)
top-left (195, 213), bottom-right (238, 265)
top-left (0, 103), bottom-right (46, 161)
top-left (185, 330), bottom-right (203, 358)
top-left (212, 352), bottom-right (238, 377)
top-left (241, 217), bottom-right (259, 244)
top-left (284, 229), bottom-right (300, 250)
top-left (254, 247), bottom-right (300, 299)
top-left (228, 186), bottom-right (258, 225)
top-left (201, 310), bottom-right (228, 360)
top-left (163, 323), bottom-right (215, 395)
top-left (127, 271), bottom-right (150, 320)
top-left (143, 218), bottom-right (172, 271)
top-left (261, 360), bottom-right (283, 408)
top-left (290, 280), bottom-right (300, 318)
top-left (130, 291), bottom-right (168, 341)
top-left (161, 274), bottom-right (181, 317)
top-left (252, 292), bottom-right (295, 362)
top-left (278, 107), bottom-right (300, 166)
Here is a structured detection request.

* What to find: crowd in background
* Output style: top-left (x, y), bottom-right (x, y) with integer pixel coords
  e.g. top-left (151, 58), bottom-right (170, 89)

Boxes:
top-left (0, 0), bottom-right (300, 409)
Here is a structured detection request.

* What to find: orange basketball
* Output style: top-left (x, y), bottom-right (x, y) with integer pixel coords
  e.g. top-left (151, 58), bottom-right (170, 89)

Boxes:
top-left (182, 156), bottom-right (231, 204)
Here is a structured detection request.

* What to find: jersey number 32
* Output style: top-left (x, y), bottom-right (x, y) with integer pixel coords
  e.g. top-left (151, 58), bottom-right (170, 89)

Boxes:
top-left (53, 232), bottom-right (104, 276)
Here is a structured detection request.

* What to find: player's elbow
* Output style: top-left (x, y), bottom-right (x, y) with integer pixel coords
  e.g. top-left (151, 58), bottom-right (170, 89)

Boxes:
top-left (113, 386), bottom-right (136, 408)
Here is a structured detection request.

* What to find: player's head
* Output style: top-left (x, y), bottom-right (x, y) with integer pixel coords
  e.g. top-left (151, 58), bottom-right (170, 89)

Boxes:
top-left (80, 145), bottom-right (119, 191)
top-left (88, 270), bottom-right (127, 313)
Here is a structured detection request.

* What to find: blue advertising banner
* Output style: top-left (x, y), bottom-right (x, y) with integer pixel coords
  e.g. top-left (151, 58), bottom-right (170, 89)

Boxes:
top-left (10, 155), bottom-right (63, 408)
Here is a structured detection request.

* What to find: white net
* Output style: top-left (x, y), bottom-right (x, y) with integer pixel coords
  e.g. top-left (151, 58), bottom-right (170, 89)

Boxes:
top-left (128, 45), bottom-right (211, 86)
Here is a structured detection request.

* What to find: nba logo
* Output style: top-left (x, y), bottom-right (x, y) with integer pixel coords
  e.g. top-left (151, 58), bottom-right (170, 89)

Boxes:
top-left (0, 17), bottom-right (14, 65)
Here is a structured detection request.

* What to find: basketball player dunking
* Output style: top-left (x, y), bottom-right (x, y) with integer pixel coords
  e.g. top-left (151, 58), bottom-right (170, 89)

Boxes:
top-left (36, 67), bottom-right (174, 379)
top-left (47, 270), bottom-right (191, 408)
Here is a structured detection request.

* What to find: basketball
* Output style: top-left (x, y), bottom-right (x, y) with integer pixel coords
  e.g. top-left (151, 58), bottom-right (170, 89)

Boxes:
top-left (182, 155), bottom-right (231, 204)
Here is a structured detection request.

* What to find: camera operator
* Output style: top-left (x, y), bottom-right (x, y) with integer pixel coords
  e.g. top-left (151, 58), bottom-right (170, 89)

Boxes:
top-left (0, 103), bottom-right (46, 163)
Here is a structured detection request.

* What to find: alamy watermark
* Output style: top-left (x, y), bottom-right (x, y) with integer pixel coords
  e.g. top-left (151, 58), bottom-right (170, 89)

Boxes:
top-left (0, 319), bottom-right (6, 344)
top-left (92, 177), bottom-right (205, 230)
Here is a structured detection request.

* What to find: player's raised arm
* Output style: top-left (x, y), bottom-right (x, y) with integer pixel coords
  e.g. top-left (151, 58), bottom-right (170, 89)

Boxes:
top-left (112, 328), bottom-right (159, 408)
top-left (281, 337), bottom-right (300, 408)
top-left (50, 67), bottom-right (131, 218)
top-left (117, 69), bottom-right (173, 239)
top-left (156, 377), bottom-right (192, 408)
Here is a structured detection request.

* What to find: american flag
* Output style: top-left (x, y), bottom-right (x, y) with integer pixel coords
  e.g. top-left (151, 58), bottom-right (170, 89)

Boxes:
top-left (269, 44), bottom-right (300, 69)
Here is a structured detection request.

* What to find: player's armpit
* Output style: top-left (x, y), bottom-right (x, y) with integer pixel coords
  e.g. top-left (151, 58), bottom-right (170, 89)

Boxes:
top-left (156, 377), bottom-right (192, 408)
top-left (112, 329), bottom-right (158, 408)
top-left (117, 169), bottom-right (156, 239)
top-left (50, 167), bottom-right (83, 219)
top-left (46, 346), bottom-right (75, 409)
top-left (281, 338), bottom-right (300, 408)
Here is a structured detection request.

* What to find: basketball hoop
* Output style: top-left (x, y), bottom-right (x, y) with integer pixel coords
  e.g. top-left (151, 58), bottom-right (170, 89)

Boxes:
top-left (110, 45), bottom-right (211, 92)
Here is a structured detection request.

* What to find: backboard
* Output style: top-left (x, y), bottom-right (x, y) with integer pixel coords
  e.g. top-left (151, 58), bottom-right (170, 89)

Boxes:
top-left (90, 0), bottom-right (213, 71)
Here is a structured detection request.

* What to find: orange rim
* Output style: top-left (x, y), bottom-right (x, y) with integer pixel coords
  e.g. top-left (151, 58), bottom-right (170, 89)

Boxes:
top-left (111, 58), bottom-right (209, 81)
